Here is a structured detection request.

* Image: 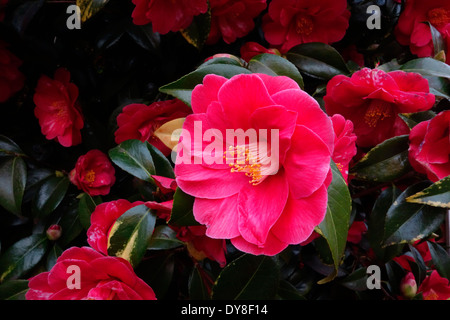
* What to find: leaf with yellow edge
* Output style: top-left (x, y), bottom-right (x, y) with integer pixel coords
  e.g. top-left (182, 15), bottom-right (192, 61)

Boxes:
top-left (406, 176), bottom-right (450, 208)
top-left (154, 117), bottom-right (186, 152)
top-left (76, 0), bottom-right (109, 23)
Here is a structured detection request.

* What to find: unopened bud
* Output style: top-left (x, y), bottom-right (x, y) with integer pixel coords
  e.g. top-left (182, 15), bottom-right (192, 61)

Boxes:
top-left (400, 272), bottom-right (417, 299)
top-left (46, 224), bottom-right (62, 241)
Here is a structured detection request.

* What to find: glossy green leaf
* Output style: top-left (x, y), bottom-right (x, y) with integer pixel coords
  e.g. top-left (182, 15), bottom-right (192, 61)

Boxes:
top-left (146, 141), bottom-right (175, 179)
top-left (46, 244), bottom-right (63, 271)
top-left (212, 254), bottom-right (280, 300)
top-left (0, 280), bottom-right (29, 300)
top-left (383, 182), bottom-right (446, 247)
top-left (427, 241), bottom-right (450, 281)
top-left (197, 56), bottom-right (243, 69)
top-left (400, 57), bottom-right (450, 79)
top-left (339, 267), bottom-right (369, 292)
top-left (180, 7), bottom-right (211, 50)
top-left (286, 42), bottom-right (350, 80)
top-left (276, 280), bottom-right (306, 300)
top-left (57, 204), bottom-right (84, 248)
top-left (107, 204), bottom-right (157, 267)
top-left (189, 264), bottom-right (213, 300)
top-left (76, 0), bottom-right (109, 23)
top-left (398, 110), bottom-right (436, 129)
top-left (315, 161), bottom-right (352, 284)
top-left (0, 156), bottom-right (27, 216)
top-left (109, 139), bottom-right (156, 183)
top-left (406, 176), bottom-right (450, 208)
top-left (248, 53), bottom-right (304, 89)
top-left (159, 64), bottom-right (251, 106)
top-left (0, 234), bottom-right (48, 283)
top-left (147, 225), bottom-right (184, 250)
top-left (168, 187), bottom-right (200, 227)
top-left (32, 175), bottom-right (70, 219)
top-left (77, 193), bottom-right (102, 230)
top-left (0, 135), bottom-right (25, 157)
top-left (350, 135), bottom-right (411, 182)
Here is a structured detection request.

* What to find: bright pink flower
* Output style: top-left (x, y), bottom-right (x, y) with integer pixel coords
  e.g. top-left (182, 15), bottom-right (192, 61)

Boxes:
top-left (324, 68), bottom-right (435, 148)
top-left (409, 110), bottom-right (450, 182)
top-left (240, 41), bottom-right (281, 62)
top-left (174, 73), bottom-right (334, 255)
top-left (207, 0), bottom-right (267, 45)
top-left (115, 99), bottom-right (191, 156)
top-left (330, 114), bottom-right (357, 183)
top-left (26, 246), bottom-right (156, 300)
top-left (262, 0), bottom-right (350, 53)
top-left (69, 149), bottom-right (116, 196)
top-left (394, 0), bottom-right (450, 64)
top-left (131, 0), bottom-right (208, 34)
top-left (33, 68), bottom-right (84, 147)
top-left (87, 199), bottom-right (145, 255)
top-left (0, 41), bottom-right (25, 103)
top-left (419, 270), bottom-right (450, 300)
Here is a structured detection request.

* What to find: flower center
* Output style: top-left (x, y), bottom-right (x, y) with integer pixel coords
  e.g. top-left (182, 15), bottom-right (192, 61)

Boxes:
top-left (427, 8), bottom-right (450, 28)
top-left (84, 170), bottom-right (96, 185)
top-left (295, 15), bottom-right (314, 36)
top-left (52, 101), bottom-right (68, 118)
top-left (364, 100), bottom-right (392, 128)
top-left (223, 143), bottom-right (275, 186)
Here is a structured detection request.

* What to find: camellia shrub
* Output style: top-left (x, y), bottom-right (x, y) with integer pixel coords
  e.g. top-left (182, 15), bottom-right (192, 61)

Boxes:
top-left (0, 0), bottom-right (450, 302)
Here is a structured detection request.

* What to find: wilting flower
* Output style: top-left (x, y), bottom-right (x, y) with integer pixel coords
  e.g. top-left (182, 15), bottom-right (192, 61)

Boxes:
top-left (0, 41), bottom-right (25, 103)
top-left (394, 0), bottom-right (450, 63)
top-left (240, 42), bottom-right (281, 62)
top-left (26, 246), bottom-right (156, 300)
top-left (33, 68), bottom-right (84, 147)
top-left (409, 110), bottom-right (450, 182)
top-left (69, 149), bottom-right (116, 196)
top-left (418, 270), bottom-right (450, 300)
top-left (324, 68), bottom-right (435, 148)
top-left (262, 0), bottom-right (350, 53)
top-left (115, 99), bottom-right (191, 156)
top-left (130, 0), bottom-right (208, 34)
top-left (207, 0), bottom-right (267, 45)
top-left (174, 73), bottom-right (335, 255)
top-left (330, 114), bottom-right (357, 183)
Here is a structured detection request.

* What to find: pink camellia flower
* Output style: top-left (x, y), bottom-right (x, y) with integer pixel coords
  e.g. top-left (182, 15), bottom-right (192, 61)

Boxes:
top-left (400, 272), bottom-right (418, 299)
top-left (33, 68), bottom-right (84, 147)
top-left (0, 41), bottom-right (25, 103)
top-left (26, 246), bottom-right (156, 300)
top-left (115, 99), bottom-right (191, 156)
top-left (330, 114), bottom-right (357, 183)
top-left (174, 73), bottom-right (335, 256)
top-left (207, 0), bottom-right (267, 45)
top-left (240, 41), bottom-right (281, 62)
top-left (418, 270), bottom-right (450, 300)
top-left (131, 0), bottom-right (208, 34)
top-left (262, 0), bottom-right (351, 53)
top-left (69, 149), bottom-right (116, 196)
top-left (408, 110), bottom-right (450, 182)
top-left (324, 68), bottom-right (435, 148)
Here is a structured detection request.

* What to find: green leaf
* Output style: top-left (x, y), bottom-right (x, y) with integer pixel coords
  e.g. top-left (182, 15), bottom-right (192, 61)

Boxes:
top-left (146, 142), bottom-right (175, 179)
top-left (57, 204), bottom-right (84, 248)
top-left (0, 135), bottom-right (25, 157)
top-left (109, 139), bottom-right (156, 183)
top-left (350, 135), bottom-right (411, 182)
top-left (315, 161), bottom-right (352, 284)
top-left (0, 280), bottom-right (29, 300)
top-left (286, 42), bottom-right (350, 80)
top-left (189, 264), bottom-right (213, 300)
top-left (398, 110), bottom-right (436, 129)
top-left (248, 53), bottom-right (304, 89)
top-left (276, 280), bottom-right (306, 300)
top-left (197, 56), bottom-right (243, 69)
top-left (77, 193), bottom-right (102, 230)
top-left (212, 254), bottom-right (280, 300)
top-left (180, 7), bottom-right (211, 50)
top-left (0, 234), bottom-right (48, 283)
top-left (46, 244), bottom-right (63, 271)
top-left (76, 0), bottom-right (109, 23)
top-left (159, 64), bottom-right (251, 106)
top-left (32, 175), bottom-right (70, 219)
top-left (406, 176), bottom-right (450, 208)
top-left (147, 225), bottom-right (184, 250)
top-left (107, 204), bottom-right (157, 267)
top-left (400, 57), bottom-right (450, 79)
top-left (0, 156), bottom-right (27, 216)
top-left (427, 241), bottom-right (450, 281)
top-left (339, 267), bottom-right (369, 292)
top-left (383, 182), bottom-right (446, 247)
top-left (168, 187), bottom-right (200, 227)
top-left (426, 22), bottom-right (446, 57)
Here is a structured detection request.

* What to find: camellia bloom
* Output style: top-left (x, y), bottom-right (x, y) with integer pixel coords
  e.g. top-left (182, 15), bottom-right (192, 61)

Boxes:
top-left (346, 221), bottom-right (367, 244)
top-left (207, 0), bottom-right (267, 45)
top-left (400, 272), bottom-right (418, 299)
top-left (69, 149), bottom-right (116, 196)
top-left (33, 68), bottom-right (84, 147)
top-left (324, 68), bottom-right (435, 148)
top-left (408, 110), bottom-right (450, 182)
top-left (394, 0), bottom-right (450, 64)
top-left (130, 0), bottom-right (208, 34)
top-left (115, 99), bottom-right (191, 156)
top-left (330, 114), bottom-right (357, 183)
top-left (418, 270), bottom-right (450, 300)
top-left (26, 246), bottom-right (156, 300)
top-left (174, 73), bottom-right (335, 255)
top-left (262, 0), bottom-right (351, 53)
top-left (0, 41), bottom-right (25, 103)
top-left (240, 41), bottom-right (281, 63)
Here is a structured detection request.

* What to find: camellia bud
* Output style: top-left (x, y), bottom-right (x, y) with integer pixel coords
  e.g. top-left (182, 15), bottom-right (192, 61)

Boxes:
top-left (46, 224), bottom-right (62, 241)
top-left (400, 272), bottom-right (418, 299)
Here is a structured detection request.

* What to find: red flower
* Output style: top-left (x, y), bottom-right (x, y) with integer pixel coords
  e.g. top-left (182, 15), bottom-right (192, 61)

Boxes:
top-left (409, 110), bottom-right (450, 182)
top-left (394, 0), bottom-right (450, 63)
top-left (262, 0), bottom-right (350, 53)
top-left (330, 114), bottom-right (357, 183)
top-left (87, 199), bottom-right (145, 255)
top-left (69, 149), bottom-right (116, 196)
top-left (207, 0), bottom-right (267, 45)
top-left (26, 246), bottom-right (156, 300)
top-left (393, 240), bottom-right (433, 271)
top-left (347, 221), bottom-right (367, 244)
top-left (131, 0), bottom-right (208, 34)
top-left (0, 41), bottom-right (25, 103)
top-left (115, 99), bottom-right (191, 156)
top-left (33, 68), bottom-right (84, 147)
top-left (240, 41), bottom-right (281, 62)
top-left (418, 270), bottom-right (450, 300)
top-left (324, 68), bottom-right (435, 148)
